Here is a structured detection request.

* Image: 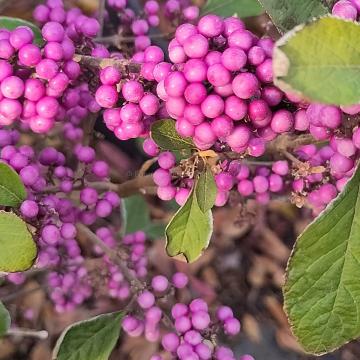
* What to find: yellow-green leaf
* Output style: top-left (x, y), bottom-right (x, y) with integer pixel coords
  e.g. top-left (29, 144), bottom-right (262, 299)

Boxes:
top-left (0, 211), bottom-right (37, 272)
top-left (274, 16), bottom-right (360, 105)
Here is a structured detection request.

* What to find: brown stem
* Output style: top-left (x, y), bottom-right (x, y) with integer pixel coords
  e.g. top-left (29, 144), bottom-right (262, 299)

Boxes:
top-left (90, 174), bottom-right (156, 197)
top-left (41, 175), bottom-right (156, 198)
top-left (266, 133), bottom-right (317, 154)
top-left (115, 175), bottom-right (156, 196)
top-left (43, 134), bottom-right (319, 198)
top-left (282, 150), bottom-right (302, 164)
top-left (138, 157), bottom-right (158, 177)
top-left (95, 32), bottom-right (174, 45)
top-left (245, 160), bottom-right (275, 166)
top-left (82, 113), bottom-right (98, 147)
top-left (108, 134), bottom-right (316, 197)
top-left (119, 32), bottom-right (174, 42)
top-left (73, 54), bottom-right (141, 73)
top-left (94, 35), bottom-right (119, 44)
top-left (0, 285), bottom-right (46, 303)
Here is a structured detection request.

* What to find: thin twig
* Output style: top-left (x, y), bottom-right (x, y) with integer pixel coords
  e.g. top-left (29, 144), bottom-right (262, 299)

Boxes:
top-left (43, 134), bottom-right (318, 199)
top-left (138, 157), bottom-right (158, 177)
top-left (7, 328), bottom-right (48, 340)
top-left (82, 113), bottom-right (98, 147)
top-left (118, 32), bottom-right (174, 42)
top-left (282, 150), bottom-right (302, 164)
top-left (245, 160), bottom-right (275, 166)
top-left (115, 175), bottom-right (156, 196)
top-left (41, 175), bottom-right (156, 198)
top-left (266, 133), bottom-right (316, 153)
top-left (95, 32), bottom-right (174, 44)
top-left (98, 0), bottom-right (106, 36)
top-left (76, 223), bottom-right (145, 290)
top-left (0, 285), bottom-right (46, 303)
top-left (94, 35), bottom-right (118, 44)
top-left (73, 54), bottom-right (141, 73)
top-left (76, 225), bottom-right (175, 330)
top-left (89, 176), bottom-right (156, 196)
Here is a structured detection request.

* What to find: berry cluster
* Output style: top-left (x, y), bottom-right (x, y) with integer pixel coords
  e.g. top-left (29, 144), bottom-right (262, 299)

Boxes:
top-left (107, 0), bottom-right (199, 48)
top-left (61, 83), bottom-right (100, 143)
top-left (289, 143), bottom-right (351, 214)
top-left (123, 274), bottom-right (252, 360)
top-left (34, 0), bottom-right (100, 48)
top-left (152, 150), bottom-right (192, 204)
top-left (164, 0), bottom-right (200, 22)
top-left (97, 0), bottom-right (202, 140)
top-left (151, 146), bottom-right (290, 206)
top-left (287, 99), bottom-right (360, 213)
top-left (97, 48), bottom-right (163, 140)
top-left (1, 126), bottom-right (248, 359)
top-left (141, 12), bottom-right (360, 213)
top-left (107, 0), bottom-right (161, 51)
top-left (154, 15), bottom-right (283, 154)
top-left (101, 230), bottom-right (148, 300)
top-left (159, 300), bottom-right (241, 358)
top-left (4, 1), bottom-right (360, 358)
top-left (0, 0), bottom-right (101, 134)
top-left (221, 160), bottom-right (288, 206)
top-left (0, 128), bottom-right (122, 311)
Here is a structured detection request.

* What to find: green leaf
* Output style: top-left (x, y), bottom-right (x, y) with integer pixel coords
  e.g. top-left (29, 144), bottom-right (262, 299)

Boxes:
top-left (145, 223), bottom-right (166, 239)
top-left (0, 163), bottom-right (27, 207)
top-left (284, 165), bottom-right (360, 355)
top-left (166, 187), bottom-right (213, 263)
top-left (196, 166), bottom-right (217, 213)
top-left (257, 0), bottom-right (330, 33)
top-left (273, 16), bottom-right (360, 105)
top-left (151, 119), bottom-right (195, 151)
top-left (137, 136), bottom-right (190, 162)
top-left (202, 0), bottom-right (263, 18)
top-left (0, 301), bottom-right (10, 337)
top-left (52, 311), bottom-right (124, 360)
top-left (0, 211), bottom-right (37, 272)
top-left (121, 195), bottom-right (165, 239)
top-left (121, 195), bottom-right (149, 234)
top-left (165, 199), bottom-right (180, 212)
top-left (0, 17), bottom-right (43, 46)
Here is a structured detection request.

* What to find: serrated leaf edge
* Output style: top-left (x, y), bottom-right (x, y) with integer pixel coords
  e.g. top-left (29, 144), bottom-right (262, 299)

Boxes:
top-left (283, 165), bottom-right (360, 355)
